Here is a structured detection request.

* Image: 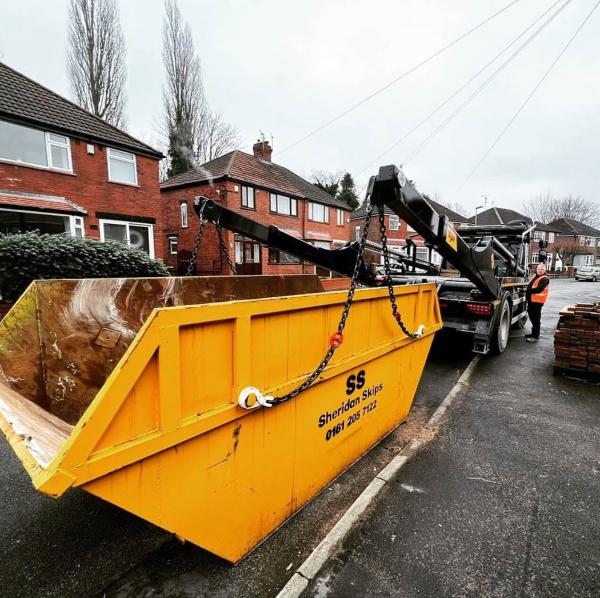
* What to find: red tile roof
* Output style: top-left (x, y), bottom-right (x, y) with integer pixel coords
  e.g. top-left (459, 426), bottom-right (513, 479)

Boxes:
top-left (0, 191), bottom-right (87, 214)
top-left (161, 150), bottom-right (352, 210)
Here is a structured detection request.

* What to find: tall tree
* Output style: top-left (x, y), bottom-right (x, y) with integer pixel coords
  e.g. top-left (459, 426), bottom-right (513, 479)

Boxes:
top-left (523, 193), bottom-right (600, 227)
top-left (337, 172), bottom-right (359, 210)
top-left (68, 0), bottom-right (127, 128)
top-left (162, 0), bottom-right (239, 178)
top-left (162, 0), bottom-right (202, 178)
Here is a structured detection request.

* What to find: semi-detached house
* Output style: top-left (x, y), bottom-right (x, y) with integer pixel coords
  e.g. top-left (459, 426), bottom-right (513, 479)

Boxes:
top-left (0, 62), bottom-right (164, 258)
top-left (161, 141), bottom-right (352, 275)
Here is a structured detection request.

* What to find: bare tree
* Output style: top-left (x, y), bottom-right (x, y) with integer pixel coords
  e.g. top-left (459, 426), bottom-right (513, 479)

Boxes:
top-left (552, 236), bottom-right (583, 267)
top-left (311, 170), bottom-right (344, 197)
top-left (197, 110), bottom-right (240, 163)
top-left (523, 193), bottom-right (600, 227)
top-left (68, 0), bottom-right (127, 128)
top-left (162, 0), bottom-right (239, 178)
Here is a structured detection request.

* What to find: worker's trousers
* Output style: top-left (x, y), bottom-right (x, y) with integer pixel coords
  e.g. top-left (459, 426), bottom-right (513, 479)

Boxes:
top-left (527, 302), bottom-right (543, 338)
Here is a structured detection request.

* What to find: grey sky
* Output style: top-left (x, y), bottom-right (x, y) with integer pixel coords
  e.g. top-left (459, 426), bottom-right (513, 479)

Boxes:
top-left (1, 0), bottom-right (598, 217)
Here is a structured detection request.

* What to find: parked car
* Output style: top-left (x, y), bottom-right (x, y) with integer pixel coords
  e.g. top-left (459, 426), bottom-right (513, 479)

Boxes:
top-left (575, 266), bottom-right (600, 281)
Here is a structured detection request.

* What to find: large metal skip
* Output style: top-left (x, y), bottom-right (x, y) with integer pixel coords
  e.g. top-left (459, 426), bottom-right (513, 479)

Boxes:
top-left (0, 275), bottom-right (441, 562)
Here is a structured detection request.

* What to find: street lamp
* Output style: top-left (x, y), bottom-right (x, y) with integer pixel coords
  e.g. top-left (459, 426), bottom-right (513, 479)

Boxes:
top-left (474, 205), bottom-right (484, 225)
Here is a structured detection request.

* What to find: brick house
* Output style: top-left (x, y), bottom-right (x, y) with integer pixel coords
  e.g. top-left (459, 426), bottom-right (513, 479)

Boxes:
top-left (160, 141), bottom-right (352, 275)
top-left (547, 218), bottom-right (600, 268)
top-left (350, 197), bottom-right (469, 267)
top-left (0, 62), bottom-right (164, 258)
top-left (470, 207), bottom-right (563, 270)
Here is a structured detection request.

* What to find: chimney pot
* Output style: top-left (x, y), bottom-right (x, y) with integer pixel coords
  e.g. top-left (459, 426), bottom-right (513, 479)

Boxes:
top-left (253, 140), bottom-right (273, 162)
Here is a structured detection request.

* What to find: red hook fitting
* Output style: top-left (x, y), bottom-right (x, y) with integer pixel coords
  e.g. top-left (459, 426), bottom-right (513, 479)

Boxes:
top-left (329, 332), bottom-right (344, 348)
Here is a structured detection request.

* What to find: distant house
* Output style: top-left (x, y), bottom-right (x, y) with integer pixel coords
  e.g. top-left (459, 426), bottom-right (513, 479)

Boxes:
top-left (547, 218), bottom-right (600, 268)
top-left (0, 62), bottom-right (164, 258)
top-left (160, 141), bottom-right (352, 275)
top-left (469, 207), bottom-right (562, 270)
top-left (350, 197), bottom-right (469, 267)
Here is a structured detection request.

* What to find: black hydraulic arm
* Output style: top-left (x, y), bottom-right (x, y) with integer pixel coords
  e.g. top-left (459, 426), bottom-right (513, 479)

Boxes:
top-left (192, 198), bottom-right (377, 284)
top-left (369, 165), bottom-right (500, 300)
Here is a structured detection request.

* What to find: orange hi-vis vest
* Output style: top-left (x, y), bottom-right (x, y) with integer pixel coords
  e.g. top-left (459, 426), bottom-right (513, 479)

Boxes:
top-left (530, 275), bottom-right (549, 304)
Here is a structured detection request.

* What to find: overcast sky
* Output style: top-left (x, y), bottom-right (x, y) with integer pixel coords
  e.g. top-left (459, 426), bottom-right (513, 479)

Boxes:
top-left (1, 0), bottom-right (599, 216)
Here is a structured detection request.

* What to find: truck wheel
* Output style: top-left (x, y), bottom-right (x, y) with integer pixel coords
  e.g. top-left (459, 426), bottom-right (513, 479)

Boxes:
top-left (491, 300), bottom-right (511, 355)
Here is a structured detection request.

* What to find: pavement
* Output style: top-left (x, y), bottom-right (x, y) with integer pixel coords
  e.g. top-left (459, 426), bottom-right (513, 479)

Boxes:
top-left (0, 279), bottom-right (597, 597)
top-left (305, 279), bottom-right (600, 597)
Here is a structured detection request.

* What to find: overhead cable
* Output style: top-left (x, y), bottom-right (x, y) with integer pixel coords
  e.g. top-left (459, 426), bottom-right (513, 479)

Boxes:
top-left (457, 0), bottom-right (600, 192)
top-left (278, 0), bottom-right (523, 155)
top-left (402, 0), bottom-right (573, 164)
top-left (357, 0), bottom-right (566, 175)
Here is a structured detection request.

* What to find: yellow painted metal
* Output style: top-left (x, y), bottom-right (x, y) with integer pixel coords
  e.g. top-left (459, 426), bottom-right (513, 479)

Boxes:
top-left (0, 281), bottom-right (441, 563)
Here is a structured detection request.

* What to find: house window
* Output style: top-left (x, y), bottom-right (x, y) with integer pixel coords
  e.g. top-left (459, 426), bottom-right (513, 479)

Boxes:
top-left (100, 219), bottom-right (154, 257)
top-left (268, 248), bottom-right (301, 264)
top-left (308, 202), bottom-right (329, 223)
top-left (0, 120), bottom-right (72, 171)
top-left (0, 208), bottom-right (76, 236)
top-left (168, 236), bottom-right (178, 255)
top-left (180, 202), bottom-right (188, 228)
top-left (336, 209), bottom-right (345, 226)
top-left (531, 253), bottom-right (539, 263)
top-left (548, 232), bottom-right (555, 243)
top-left (270, 193), bottom-right (297, 216)
top-left (579, 236), bottom-right (585, 245)
top-left (355, 226), bottom-right (361, 241)
top-left (587, 237), bottom-right (595, 246)
top-left (534, 231), bottom-right (545, 240)
top-left (107, 148), bottom-right (137, 185)
top-left (389, 215), bottom-right (400, 231)
top-left (71, 216), bottom-right (85, 238)
top-left (586, 255), bottom-right (594, 266)
top-left (241, 186), bottom-right (255, 209)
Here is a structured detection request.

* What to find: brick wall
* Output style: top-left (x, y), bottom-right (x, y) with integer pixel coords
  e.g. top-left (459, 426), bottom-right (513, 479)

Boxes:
top-left (161, 180), bottom-right (352, 275)
top-left (0, 139), bottom-right (164, 258)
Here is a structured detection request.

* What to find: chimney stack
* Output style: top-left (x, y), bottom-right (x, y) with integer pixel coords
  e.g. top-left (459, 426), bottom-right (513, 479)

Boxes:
top-left (252, 139), bottom-right (273, 162)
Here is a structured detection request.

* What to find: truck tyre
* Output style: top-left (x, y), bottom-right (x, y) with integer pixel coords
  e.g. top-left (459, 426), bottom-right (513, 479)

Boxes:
top-left (491, 299), bottom-right (511, 354)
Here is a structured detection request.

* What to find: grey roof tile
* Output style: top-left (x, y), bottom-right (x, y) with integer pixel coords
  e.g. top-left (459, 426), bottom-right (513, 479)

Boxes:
top-left (0, 61), bottom-right (162, 158)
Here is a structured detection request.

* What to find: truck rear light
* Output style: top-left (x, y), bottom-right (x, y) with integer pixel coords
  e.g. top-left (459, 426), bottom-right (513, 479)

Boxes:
top-left (466, 302), bottom-right (493, 317)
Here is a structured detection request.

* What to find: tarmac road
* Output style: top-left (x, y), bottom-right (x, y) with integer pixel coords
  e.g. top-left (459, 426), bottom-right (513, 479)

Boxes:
top-left (305, 278), bottom-right (600, 598)
top-left (0, 279), bottom-right (596, 597)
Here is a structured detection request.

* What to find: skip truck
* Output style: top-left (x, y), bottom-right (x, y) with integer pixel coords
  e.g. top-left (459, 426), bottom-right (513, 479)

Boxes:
top-left (193, 164), bottom-right (535, 355)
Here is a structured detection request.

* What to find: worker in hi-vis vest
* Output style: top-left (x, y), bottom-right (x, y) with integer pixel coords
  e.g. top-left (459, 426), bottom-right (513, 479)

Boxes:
top-left (525, 262), bottom-right (550, 343)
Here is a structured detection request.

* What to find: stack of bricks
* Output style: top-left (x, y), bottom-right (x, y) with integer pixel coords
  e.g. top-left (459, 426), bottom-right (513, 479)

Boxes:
top-left (554, 302), bottom-right (600, 375)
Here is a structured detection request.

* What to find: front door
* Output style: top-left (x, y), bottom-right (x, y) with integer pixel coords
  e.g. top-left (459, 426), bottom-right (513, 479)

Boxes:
top-left (235, 238), bottom-right (261, 275)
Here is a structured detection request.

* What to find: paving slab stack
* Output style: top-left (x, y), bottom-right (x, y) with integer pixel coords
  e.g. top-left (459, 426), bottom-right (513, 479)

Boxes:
top-left (554, 302), bottom-right (600, 377)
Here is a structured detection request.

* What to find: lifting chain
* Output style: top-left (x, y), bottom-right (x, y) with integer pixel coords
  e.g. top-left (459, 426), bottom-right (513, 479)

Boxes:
top-left (239, 201), bottom-right (423, 411)
top-left (378, 205), bottom-right (424, 340)
top-left (186, 201), bottom-right (237, 276)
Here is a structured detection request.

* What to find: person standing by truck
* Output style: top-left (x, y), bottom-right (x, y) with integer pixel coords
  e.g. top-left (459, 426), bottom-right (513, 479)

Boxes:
top-left (526, 262), bottom-right (550, 342)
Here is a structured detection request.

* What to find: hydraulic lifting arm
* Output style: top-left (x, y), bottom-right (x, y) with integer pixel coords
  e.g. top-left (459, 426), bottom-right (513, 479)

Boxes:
top-left (368, 165), bottom-right (501, 300)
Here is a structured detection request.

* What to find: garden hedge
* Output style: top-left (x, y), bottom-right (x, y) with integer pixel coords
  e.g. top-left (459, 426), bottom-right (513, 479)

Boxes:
top-left (0, 232), bottom-right (169, 302)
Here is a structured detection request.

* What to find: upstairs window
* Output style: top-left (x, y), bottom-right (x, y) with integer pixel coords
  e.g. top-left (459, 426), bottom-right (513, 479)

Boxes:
top-left (180, 202), bottom-right (188, 228)
top-left (270, 193), bottom-right (297, 216)
top-left (534, 230), bottom-right (545, 240)
top-left (548, 232), bottom-right (555, 243)
top-left (107, 148), bottom-right (137, 185)
top-left (336, 209), bottom-right (345, 226)
top-left (0, 120), bottom-right (72, 171)
top-left (308, 202), bottom-right (329, 223)
top-left (389, 215), bottom-right (400, 231)
top-left (241, 186), bottom-right (255, 209)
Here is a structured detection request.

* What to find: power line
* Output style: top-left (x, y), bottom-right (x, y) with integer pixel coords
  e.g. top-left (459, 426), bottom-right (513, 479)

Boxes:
top-left (356, 0), bottom-right (566, 176)
top-left (457, 0), bottom-right (600, 193)
top-left (402, 0), bottom-right (573, 165)
top-left (278, 0), bottom-right (523, 156)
